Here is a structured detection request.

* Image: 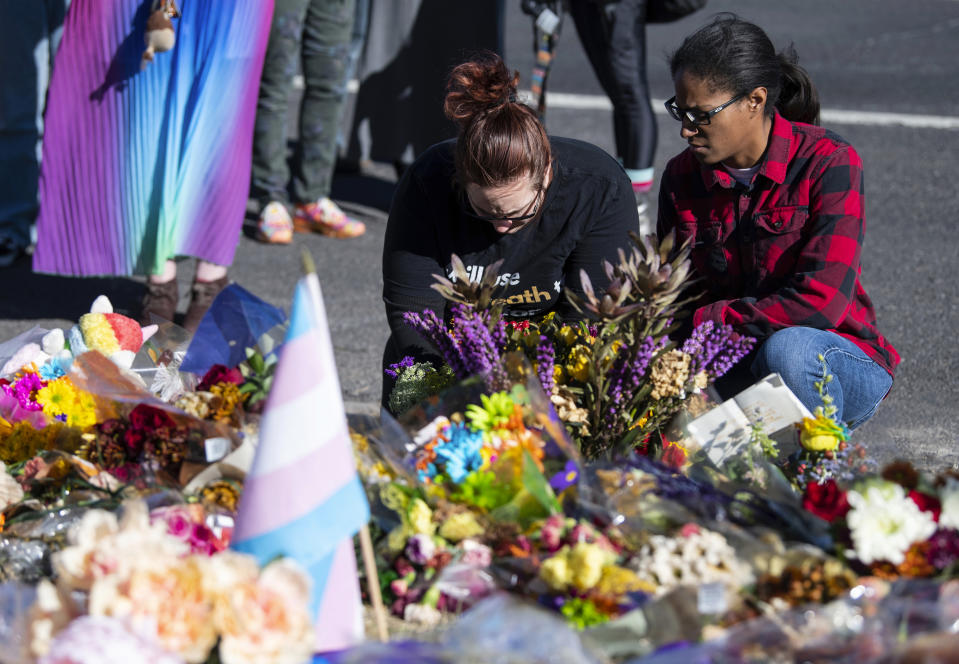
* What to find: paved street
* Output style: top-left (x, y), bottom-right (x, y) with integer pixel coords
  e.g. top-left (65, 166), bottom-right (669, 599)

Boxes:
top-left (2, 0), bottom-right (957, 469)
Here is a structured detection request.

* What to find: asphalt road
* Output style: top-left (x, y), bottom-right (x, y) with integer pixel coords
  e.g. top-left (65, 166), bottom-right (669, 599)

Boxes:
top-left (1, 0), bottom-right (957, 470)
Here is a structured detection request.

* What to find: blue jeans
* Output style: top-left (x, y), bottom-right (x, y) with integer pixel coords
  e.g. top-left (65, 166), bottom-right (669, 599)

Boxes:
top-left (0, 0), bottom-right (69, 247)
top-left (751, 327), bottom-right (893, 430)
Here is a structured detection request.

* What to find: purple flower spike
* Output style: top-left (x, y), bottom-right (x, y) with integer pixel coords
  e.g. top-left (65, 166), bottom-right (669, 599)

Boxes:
top-left (535, 335), bottom-right (556, 394)
top-left (682, 321), bottom-right (755, 379)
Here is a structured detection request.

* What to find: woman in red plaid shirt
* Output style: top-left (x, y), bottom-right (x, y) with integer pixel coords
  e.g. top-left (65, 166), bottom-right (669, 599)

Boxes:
top-left (657, 15), bottom-right (899, 429)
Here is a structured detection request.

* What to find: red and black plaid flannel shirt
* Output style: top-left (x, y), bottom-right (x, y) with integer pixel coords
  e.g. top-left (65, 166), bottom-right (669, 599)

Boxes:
top-left (657, 111), bottom-right (899, 376)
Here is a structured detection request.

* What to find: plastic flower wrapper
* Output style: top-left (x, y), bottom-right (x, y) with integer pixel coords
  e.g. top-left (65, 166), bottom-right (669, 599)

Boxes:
top-left (1, 366), bottom-right (98, 431)
top-left (179, 283), bottom-right (286, 378)
top-left (66, 351), bottom-right (242, 488)
top-left (0, 327), bottom-right (51, 377)
top-left (345, 413), bottom-right (398, 488)
top-left (132, 318), bottom-right (197, 403)
top-left (331, 595), bottom-right (605, 664)
top-left (0, 448), bottom-right (132, 584)
top-left (646, 577), bottom-right (959, 664)
top-left (380, 352), bottom-right (584, 526)
top-left (586, 452), bottom-right (834, 560)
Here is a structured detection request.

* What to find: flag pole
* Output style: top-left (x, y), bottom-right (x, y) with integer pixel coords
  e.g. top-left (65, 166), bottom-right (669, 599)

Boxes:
top-left (299, 247), bottom-right (388, 643)
top-left (359, 525), bottom-right (389, 642)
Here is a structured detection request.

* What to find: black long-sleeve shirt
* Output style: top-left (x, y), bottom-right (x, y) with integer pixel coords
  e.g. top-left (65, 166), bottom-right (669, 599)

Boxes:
top-left (381, 136), bottom-right (637, 393)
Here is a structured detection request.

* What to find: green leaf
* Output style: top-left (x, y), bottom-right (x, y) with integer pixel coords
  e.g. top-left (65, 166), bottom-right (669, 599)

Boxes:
top-left (520, 449), bottom-right (561, 515)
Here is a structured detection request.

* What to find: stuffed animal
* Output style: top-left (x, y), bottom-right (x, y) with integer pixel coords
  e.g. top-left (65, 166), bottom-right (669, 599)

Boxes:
top-left (141, 0), bottom-right (180, 70)
top-left (0, 297), bottom-right (158, 377)
top-left (67, 296), bottom-right (159, 369)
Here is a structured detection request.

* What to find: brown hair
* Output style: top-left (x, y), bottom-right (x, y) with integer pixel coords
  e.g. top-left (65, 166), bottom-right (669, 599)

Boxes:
top-left (444, 52), bottom-right (551, 188)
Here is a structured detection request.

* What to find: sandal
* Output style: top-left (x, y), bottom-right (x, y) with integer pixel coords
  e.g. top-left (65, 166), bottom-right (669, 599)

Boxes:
top-left (293, 197), bottom-right (366, 238)
top-left (255, 201), bottom-right (294, 244)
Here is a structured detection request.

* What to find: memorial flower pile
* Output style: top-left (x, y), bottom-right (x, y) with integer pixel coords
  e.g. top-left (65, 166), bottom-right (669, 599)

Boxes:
top-left (5, 273), bottom-right (959, 663)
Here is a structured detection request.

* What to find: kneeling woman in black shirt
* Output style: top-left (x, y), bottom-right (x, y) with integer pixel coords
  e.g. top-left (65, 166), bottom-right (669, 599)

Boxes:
top-left (382, 52), bottom-right (637, 404)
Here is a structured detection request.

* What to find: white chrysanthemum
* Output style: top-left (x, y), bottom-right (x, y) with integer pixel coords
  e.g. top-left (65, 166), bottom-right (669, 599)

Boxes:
top-left (846, 482), bottom-right (937, 565)
top-left (938, 479), bottom-right (959, 531)
top-left (631, 528), bottom-right (753, 595)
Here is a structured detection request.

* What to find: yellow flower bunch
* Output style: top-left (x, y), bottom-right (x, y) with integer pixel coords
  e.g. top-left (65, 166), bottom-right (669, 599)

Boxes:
top-left (557, 325), bottom-right (578, 347)
top-left (799, 412), bottom-right (848, 452)
top-left (35, 378), bottom-right (97, 428)
top-left (539, 542), bottom-right (617, 593)
top-left (209, 382), bottom-right (248, 423)
top-left (200, 480), bottom-right (241, 513)
top-left (407, 497), bottom-right (436, 536)
top-left (439, 510), bottom-right (484, 542)
top-left (0, 421), bottom-right (83, 464)
top-left (565, 345), bottom-right (592, 383)
top-left (595, 564), bottom-right (655, 596)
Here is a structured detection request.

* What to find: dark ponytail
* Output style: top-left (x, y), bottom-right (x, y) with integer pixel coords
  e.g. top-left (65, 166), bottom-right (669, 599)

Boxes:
top-left (777, 46), bottom-right (819, 125)
top-left (669, 14), bottom-right (821, 125)
top-left (444, 51), bottom-right (551, 188)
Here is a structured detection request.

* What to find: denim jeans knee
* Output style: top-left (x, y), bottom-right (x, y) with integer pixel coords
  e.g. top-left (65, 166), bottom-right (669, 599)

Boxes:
top-left (751, 327), bottom-right (892, 430)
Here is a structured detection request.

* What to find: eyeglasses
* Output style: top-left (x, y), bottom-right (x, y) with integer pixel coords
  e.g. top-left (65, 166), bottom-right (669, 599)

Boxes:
top-left (664, 93), bottom-right (745, 126)
top-left (461, 186), bottom-right (544, 224)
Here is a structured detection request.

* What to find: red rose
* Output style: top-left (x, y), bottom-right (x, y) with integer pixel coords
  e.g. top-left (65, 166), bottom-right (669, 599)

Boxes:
top-left (802, 479), bottom-right (850, 523)
top-left (909, 490), bottom-right (941, 522)
top-left (129, 404), bottom-right (175, 431)
top-left (197, 364), bottom-right (244, 391)
top-left (123, 428), bottom-right (146, 454)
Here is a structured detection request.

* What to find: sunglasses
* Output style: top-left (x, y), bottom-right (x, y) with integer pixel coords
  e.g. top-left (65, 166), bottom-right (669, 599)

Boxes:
top-left (664, 93), bottom-right (745, 126)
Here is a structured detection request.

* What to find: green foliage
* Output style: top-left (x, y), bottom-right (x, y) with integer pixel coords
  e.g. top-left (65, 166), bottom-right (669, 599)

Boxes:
top-left (750, 421), bottom-right (779, 459)
top-left (388, 362), bottom-right (456, 415)
top-left (560, 597), bottom-right (609, 629)
top-left (465, 391), bottom-right (517, 431)
top-left (451, 470), bottom-right (515, 511)
top-left (238, 345), bottom-right (278, 405)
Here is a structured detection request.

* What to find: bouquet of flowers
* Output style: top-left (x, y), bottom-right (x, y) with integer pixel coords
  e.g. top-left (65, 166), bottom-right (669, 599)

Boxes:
top-left (391, 232), bottom-right (755, 460)
top-left (26, 499), bottom-right (314, 664)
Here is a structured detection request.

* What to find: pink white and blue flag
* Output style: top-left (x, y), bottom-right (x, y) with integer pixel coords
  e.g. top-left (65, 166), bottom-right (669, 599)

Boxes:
top-left (231, 271), bottom-right (370, 654)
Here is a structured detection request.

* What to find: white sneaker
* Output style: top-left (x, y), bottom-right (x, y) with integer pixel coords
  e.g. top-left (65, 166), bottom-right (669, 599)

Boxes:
top-left (256, 201), bottom-right (293, 244)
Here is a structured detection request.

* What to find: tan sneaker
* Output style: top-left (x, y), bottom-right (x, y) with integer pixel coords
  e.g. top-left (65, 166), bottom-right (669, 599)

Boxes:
top-left (294, 197), bottom-right (365, 238)
top-left (256, 201), bottom-right (293, 244)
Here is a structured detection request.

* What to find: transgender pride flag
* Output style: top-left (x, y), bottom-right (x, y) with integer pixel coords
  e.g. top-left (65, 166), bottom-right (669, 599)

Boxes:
top-left (231, 270), bottom-right (370, 653)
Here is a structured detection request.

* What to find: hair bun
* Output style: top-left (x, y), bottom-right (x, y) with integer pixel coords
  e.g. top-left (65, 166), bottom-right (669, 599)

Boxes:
top-left (444, 51), bottom-right (519, 129)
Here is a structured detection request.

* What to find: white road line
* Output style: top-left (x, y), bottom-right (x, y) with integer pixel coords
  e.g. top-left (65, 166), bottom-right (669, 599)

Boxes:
top-left (525, 90), bottom-right (959, 130)
top-left (292, 77), bottom-right (959, 130)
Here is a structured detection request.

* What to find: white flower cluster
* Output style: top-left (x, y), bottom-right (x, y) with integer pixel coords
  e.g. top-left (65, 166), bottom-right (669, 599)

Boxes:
top-left (630, 527), bottom-right (753, 595)
top-left (937, 478), bottom-right (959, 531)
top-left (846, 482), bottom-right (937, 565)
